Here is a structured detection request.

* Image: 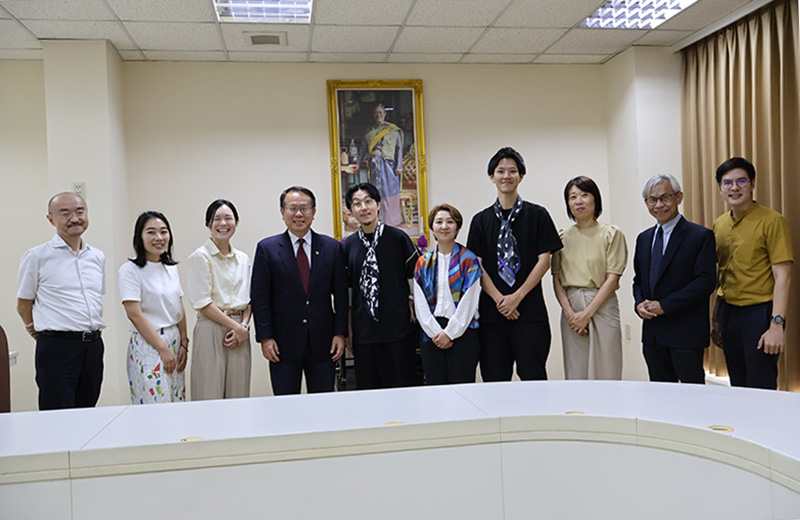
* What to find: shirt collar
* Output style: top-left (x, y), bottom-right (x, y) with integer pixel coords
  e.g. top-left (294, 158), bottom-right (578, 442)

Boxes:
top-left (204, 238), bottom-right (234, 258)
top-left (289, 230), bottom-right (312, 247)
top-left (658, 213), bottom-right (682, 234)
top-left (50, 233), bottom-right (87, 253)
top-left (730, 201), bottom-right (759, 225)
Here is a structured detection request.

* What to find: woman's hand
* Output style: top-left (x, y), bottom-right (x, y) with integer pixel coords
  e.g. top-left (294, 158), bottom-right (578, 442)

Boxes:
top-left (177, 344), bottom-right (188, 373)
top-left (568, 310), bottom-right (591, 336)
top-left (224, 323), bottom-right (249, 348)
top-left (432, 331), bottom-right (453, 350)
top-left (157, 344), bottom-right (177, 374)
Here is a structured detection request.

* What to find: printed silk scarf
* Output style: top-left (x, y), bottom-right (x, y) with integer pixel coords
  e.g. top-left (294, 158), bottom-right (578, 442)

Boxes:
top-left (359, 222), bottom-right (384, 321)
top-left (493, 196), bottom-right (522, 287)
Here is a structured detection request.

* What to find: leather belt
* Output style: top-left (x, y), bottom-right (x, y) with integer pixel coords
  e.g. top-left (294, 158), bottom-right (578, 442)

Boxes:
top-left (40, 330), bottom-right (102, 342)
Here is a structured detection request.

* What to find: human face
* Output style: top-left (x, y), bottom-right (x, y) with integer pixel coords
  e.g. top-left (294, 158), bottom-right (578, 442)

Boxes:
top-left (372, 106), bottom-right (386, 125)
top-left (567, 185), bottom-right (596, 222)
top-left (349, 189), bottom-right (380, 228)
top-left (209, 205), bottom-right (237, 243)
top-left (281, 191), bottom-right (316, 237)
top-left (142, 218), bottom-right (170, 262)
top-left (490, 158), bottom-right (523, 195)
top-left (47, 194), bottom-right (88, 240)
top-left (645, 181), bottom-right (683, 225)
top-left (432, 210), bottom-right (459, 245)
top-left (719, 168), bottom-right (754, 210)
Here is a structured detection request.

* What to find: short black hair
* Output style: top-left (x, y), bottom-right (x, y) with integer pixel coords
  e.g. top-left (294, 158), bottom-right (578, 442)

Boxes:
top-left (345, 182), bottom-right (381, 210)
top-left (204, 199), bottom-right (239, 227)
top-left (280, 186), bottom-right (316, 208)
top-left (487, 147), bottom-right (526, 177)
top-left (715, 157), bottom-right (756, 184)
top-left (563, 176), bottom-right (603, 221)
top-left (130, 211), bottom-right (177, 268)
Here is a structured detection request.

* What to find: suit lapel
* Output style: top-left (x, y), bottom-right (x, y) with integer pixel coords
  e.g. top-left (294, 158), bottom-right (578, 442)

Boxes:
top-left (657, 217), bottom-right (686, 282)
top-left (308, 231), bottom-right (327, 292)
top-left (641, 226), bottom-right (654, 292)
top-left (279, 231), bottom-right (306, 294)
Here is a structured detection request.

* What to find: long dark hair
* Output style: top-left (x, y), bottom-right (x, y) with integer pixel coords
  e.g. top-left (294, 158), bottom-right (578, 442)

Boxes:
top-left (130, 211), bottom-right (178, 268)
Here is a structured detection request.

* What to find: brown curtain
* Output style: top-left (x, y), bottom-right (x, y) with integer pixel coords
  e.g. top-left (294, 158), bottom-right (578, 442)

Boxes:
top-left (682, 0), bottom-right (800, 390)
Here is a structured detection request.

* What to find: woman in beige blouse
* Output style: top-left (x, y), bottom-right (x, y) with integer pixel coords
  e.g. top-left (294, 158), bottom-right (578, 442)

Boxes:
top-left (552, 176), bottom-right (627, 380)
top-left (187, 200), bottom-right (252, 400)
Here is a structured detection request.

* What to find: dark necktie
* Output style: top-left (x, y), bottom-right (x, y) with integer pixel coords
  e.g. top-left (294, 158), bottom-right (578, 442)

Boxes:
top-left (649, 226), bottom-right (663, 294)
top-left (297, 238), bottom-right (310, 293)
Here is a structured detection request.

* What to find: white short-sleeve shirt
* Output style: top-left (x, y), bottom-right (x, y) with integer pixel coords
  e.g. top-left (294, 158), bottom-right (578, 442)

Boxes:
top-left (118, 261), bottom-right (184, 332)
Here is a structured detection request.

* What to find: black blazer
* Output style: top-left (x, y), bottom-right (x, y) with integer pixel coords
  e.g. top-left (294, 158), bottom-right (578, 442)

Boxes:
top-left (632, 216), bottom-right (717, 349)
top-left (251, 230), bottom-right (348, 362)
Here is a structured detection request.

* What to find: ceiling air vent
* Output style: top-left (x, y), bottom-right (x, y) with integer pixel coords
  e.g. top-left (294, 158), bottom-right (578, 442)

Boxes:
top-left (249, 32), bottom-right (287, 46)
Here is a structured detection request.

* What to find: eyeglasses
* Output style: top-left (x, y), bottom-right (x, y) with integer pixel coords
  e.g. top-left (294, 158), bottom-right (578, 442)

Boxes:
top-left (52, 208), bottom-right (86, 219)
top-left (350, 198), bottom-right (377, 210)
top-left (720, 178), bottom-right (750, 189)
top-left (284, 205), bottom-right (313, 214)
top-left (645, 193), bottom-right (678, 206)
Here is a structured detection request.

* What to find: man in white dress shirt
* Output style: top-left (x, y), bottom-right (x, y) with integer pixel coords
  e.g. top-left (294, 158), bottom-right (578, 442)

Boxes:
top-left (17, 193), bottom-right (106, 410)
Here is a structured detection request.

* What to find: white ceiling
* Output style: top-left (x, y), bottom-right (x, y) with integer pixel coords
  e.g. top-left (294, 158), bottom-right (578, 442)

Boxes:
top-left (0, 0), bottom-right (756, 64)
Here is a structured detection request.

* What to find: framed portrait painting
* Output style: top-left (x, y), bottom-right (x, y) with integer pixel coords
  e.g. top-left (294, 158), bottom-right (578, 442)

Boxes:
top-left (327, 79), bottom-right (428, 242)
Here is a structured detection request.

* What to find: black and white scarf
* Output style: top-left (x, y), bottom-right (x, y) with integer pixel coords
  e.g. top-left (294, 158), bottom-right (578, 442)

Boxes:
top-left (494, 196), bottom-right (522, 287)
top-left (359, 222), bottom-right (384, 321)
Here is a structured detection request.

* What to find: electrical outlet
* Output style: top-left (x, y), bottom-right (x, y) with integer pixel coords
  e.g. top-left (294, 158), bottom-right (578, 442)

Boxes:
top-left (72, 182), bottom-right (86, 198)
top-left (625, 324), bottom-right (631, 340)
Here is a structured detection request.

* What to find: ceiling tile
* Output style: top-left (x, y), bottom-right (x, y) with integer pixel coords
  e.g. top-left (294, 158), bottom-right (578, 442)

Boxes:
top-left (314, 0), bottom-right (414, 25)
top-left (548, 28), bottom-right (646, 54)
top-left (387, 53), bottom-right (463, 63)
top-left (309, 52), bottom-right (387, 62)
top-left (23, 20), bottom-right (135, 50)
top-left (496, 0), bottom-right (602, 28)
top-left (393, 26), bottom-right (483, 53)
top-left (461, 53), bottom-right (535, 63)
top-left (0, 49), bottom-right (44, 59)
top-left (0, 19), bottom-right (41, 48)
top-left (221, 23), bottom-right (310, 52)
top-left (143, 50), bottom-right (227, 61)
top-left (405, 0), bottom-right (510, 27)
top-left (2, 0), bottom-right (115, 20)
top-left (471, 27), bottom-right (565, 54)
top-left (105, 0), bottom-right (216, 22)
top-left (312, 25), bottom-right (398, 52)
top-left (659, 0), bottom-right (751, 30)
top-left (228, 51), bottom-right (308, 62)
top-left (634, 30), bottom-right (694, 46)
top-left (534, 54), bottom-right (608, 64)
top-left (125, 22), bottom-right (223, 51)
top-left (117, 49), bottom-right (146, 60)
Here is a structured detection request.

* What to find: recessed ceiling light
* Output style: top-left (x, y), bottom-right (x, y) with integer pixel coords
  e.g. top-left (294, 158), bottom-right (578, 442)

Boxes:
top-left (580, 0), bottom-right (699, 30)
top-left (213, 0), bottom-right (313, 24)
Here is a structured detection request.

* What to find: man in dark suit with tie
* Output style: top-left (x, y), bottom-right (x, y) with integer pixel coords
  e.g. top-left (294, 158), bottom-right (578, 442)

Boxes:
top-left (632, 174), bottom-right (717, 384)
top-left (251, 186), bottom-right (348, 395)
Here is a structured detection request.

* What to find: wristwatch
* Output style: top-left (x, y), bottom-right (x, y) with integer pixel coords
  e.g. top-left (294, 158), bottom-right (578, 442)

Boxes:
top-left (770, 315), bottom-right (786, 328)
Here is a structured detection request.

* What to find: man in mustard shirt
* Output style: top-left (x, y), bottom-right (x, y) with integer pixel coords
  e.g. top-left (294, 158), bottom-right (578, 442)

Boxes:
top-left (712, 157), bottom-right (793, 389)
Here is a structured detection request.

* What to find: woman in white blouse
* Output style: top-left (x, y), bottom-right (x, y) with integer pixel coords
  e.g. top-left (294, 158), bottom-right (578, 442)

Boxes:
top-left (186, 200), bottom-right (252, 400)
top-left (413, 204), bottom-right (482, 385)
top-left (119, 211), bottom-right (188, 404)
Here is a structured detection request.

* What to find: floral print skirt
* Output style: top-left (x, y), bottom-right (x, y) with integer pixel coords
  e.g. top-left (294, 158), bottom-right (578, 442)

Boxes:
top-left (127, 325), bottom-right (185, 404)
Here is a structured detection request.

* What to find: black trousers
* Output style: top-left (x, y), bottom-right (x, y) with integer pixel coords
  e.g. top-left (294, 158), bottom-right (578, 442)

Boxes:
top-left (719, 300), bottom-right (778, 389)
top-left (35, 334), bottom-right (104, 410)
top-left (420, 319), bottom-right (480, 385)
top-left (643, 343), bottom-right (705, 384)
top-left (269, 336), bottom-right (335, 396)
top-left (353, 331), bottom-right (416, 390)
top-left (479, 321), bottom-right (551, 382)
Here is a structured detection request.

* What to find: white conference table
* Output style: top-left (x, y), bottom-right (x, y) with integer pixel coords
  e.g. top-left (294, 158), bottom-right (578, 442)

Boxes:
top-left (2, 381), bottom-right (800, 519)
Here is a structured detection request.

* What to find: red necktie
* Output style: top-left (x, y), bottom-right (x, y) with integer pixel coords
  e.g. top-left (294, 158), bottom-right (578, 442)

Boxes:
top-left (297, 238), bottom-right (310, 293)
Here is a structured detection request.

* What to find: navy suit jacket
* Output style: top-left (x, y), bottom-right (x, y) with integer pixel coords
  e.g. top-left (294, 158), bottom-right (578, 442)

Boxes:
top-left (632, 216), bottom-right (717, 349)
top-left (251, 230), bottom-right (348, 362)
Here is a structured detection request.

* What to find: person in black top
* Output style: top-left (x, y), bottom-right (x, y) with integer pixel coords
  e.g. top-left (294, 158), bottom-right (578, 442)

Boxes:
top-left (466, 147), bottom-right (563, 381)
top-left (342, 183), bottom-right (420, 389)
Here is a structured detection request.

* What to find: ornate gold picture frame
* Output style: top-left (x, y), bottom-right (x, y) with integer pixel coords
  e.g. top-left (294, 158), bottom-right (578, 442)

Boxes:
top-left (327, 79), bottom-right (428, 242)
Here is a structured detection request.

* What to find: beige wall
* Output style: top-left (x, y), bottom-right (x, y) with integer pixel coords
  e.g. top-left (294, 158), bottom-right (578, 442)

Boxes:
top-left (2, 47), bottom-right (682, 411)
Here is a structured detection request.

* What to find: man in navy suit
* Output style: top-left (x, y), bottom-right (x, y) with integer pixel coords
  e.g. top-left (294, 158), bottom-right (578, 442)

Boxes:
top-left (251, 186), bottom-right (348, 395)
top-left (633, 174), bottom-right (716, 384)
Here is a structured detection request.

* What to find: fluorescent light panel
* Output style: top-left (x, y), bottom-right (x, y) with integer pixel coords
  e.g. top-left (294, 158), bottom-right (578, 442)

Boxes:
top-left (581, 0), bottom-right (699, 29)
top-left (214, 0), bottom-right (313, 24)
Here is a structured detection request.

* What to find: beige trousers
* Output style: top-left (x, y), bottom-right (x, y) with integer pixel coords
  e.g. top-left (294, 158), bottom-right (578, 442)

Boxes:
top-left (561, 287), bottom-right (622, 380)
top-left (190, 312), bottom-right (251, 400)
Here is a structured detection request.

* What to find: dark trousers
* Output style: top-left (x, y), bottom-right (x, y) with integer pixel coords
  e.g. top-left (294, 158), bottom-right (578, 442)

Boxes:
top-left (719, 300), bottom-right (778, 389)
top-left (353, 332), bottom-right (416, 390)
top-left (35, 335), bottom-right (104, 410)
top-left (269, 337), bottom-right (335, 396)
top-left (643, 344), bottom-right (705, 384)
top-left (479, 321), bottom-right (551, 382)
top-left (420, 319), bottom-right (480, 385)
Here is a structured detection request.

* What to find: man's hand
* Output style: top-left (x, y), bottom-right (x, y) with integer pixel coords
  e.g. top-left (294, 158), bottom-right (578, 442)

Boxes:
top-left (24, 322), bottom-right (37, 340)
top-left (432, 331), bottom-right (453, 350)
top-left (758, 324), bottom-right (785, 355)
top-left (261, 338), bottom-right (280, 362)
top-left (636, 301), bottom-right (657, 320)
top-left (496, 292), bottom-right (522, 319)
top-left (331, 335), bottom-right (345, 361)
top-left (643, 300), bottom-right (665, 316)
